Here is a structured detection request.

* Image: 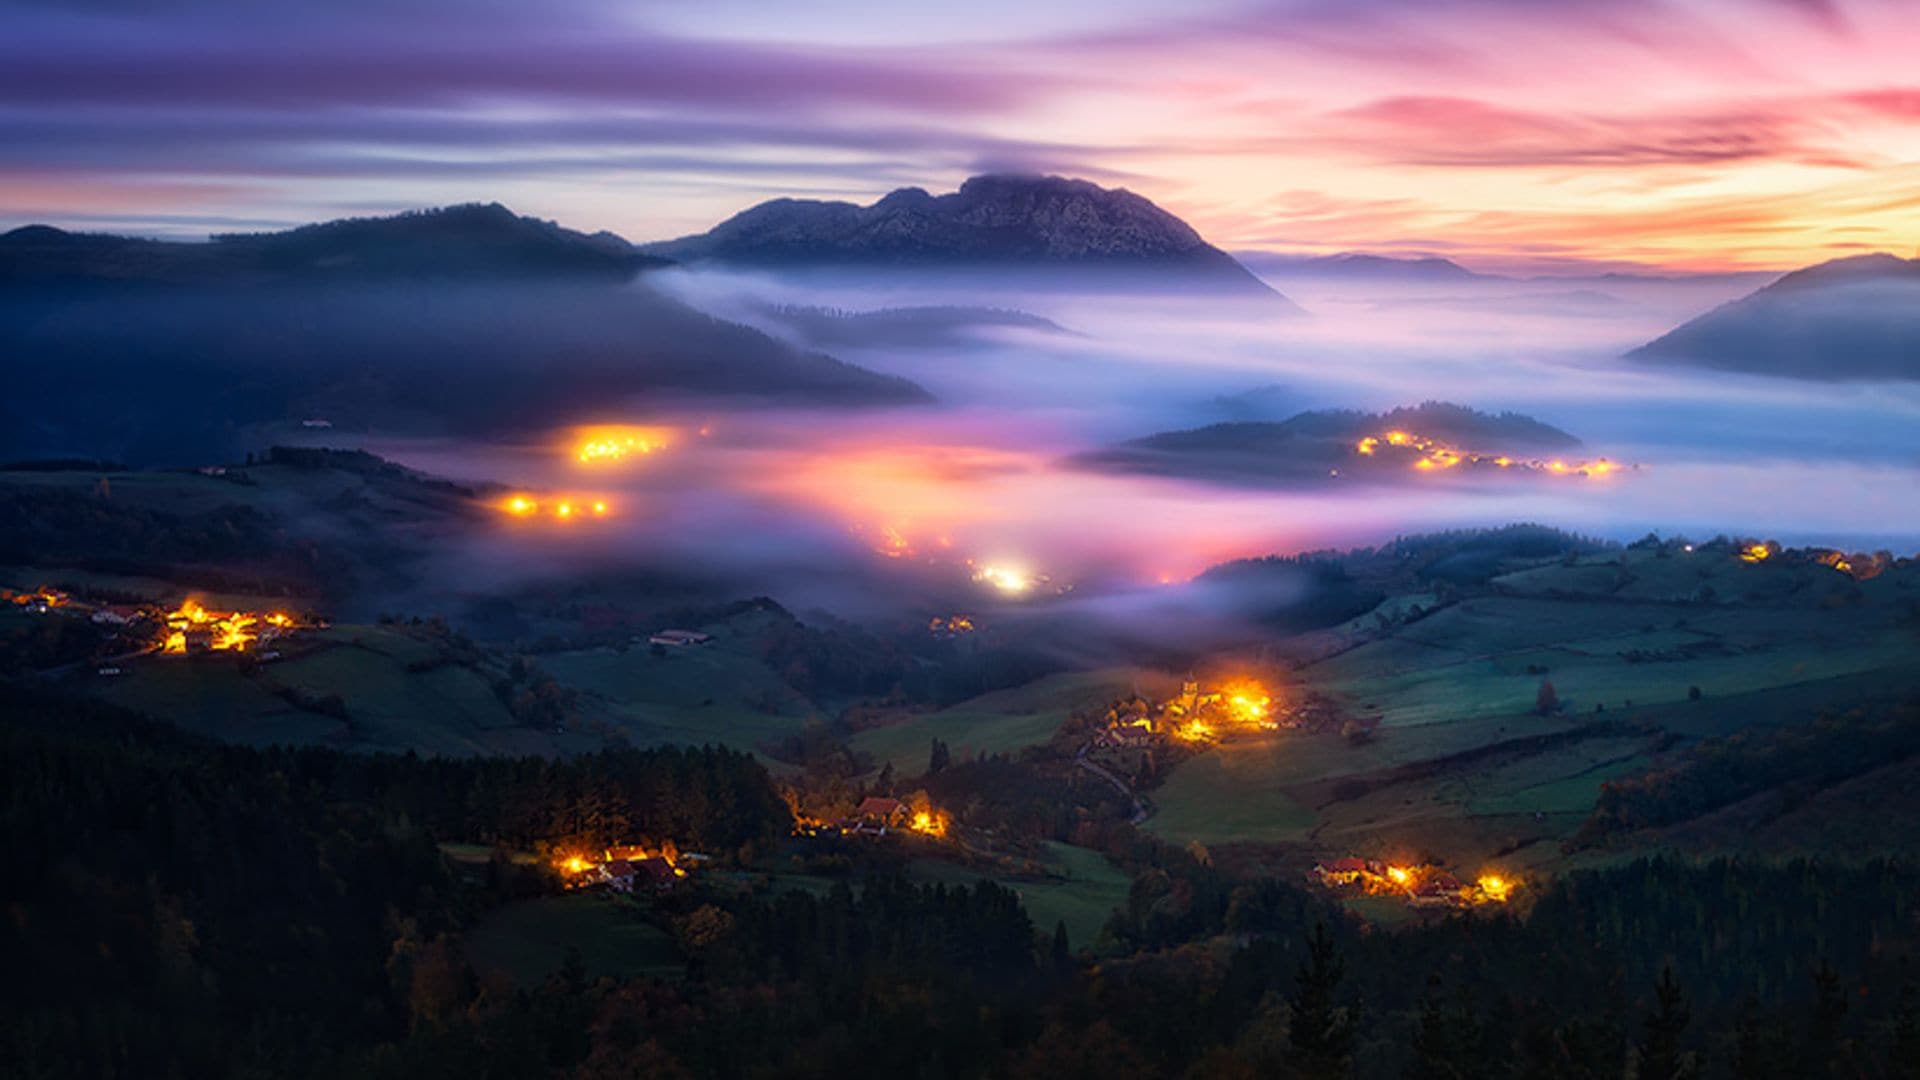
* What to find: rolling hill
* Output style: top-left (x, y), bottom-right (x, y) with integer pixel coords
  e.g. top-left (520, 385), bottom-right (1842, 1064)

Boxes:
top-left (1629, 252), bottom-right (1920, 380)
top-left (1076, 402), bottom-right (1586, 488)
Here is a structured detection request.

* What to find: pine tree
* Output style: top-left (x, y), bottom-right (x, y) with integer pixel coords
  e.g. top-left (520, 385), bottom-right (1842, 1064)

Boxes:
top-left (1051, 920), bottom-right (1072, 973)
top-left (1732, 997), bottom-right (1790, 1080)
top-left (1636, 965), bottom-right (1694, 1080)
top-left (1289, 922), bottom-right (1357, 1076)
top-left (1891, 980), bottom-right (1920, 1080)
top-left (928, 737), bottom-right (951, 775)
top-left (1406, 976), bottom-right (1481, 1080)
top-left (1801, 961), bottom-right (1851, 1077)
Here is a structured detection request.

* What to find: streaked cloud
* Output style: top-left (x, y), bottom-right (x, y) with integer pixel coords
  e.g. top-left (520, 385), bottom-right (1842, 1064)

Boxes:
top-left (0, 0), bottom-right (1916, 268)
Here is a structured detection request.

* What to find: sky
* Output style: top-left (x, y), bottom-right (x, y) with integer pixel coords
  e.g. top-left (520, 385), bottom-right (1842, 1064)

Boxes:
top-left (3, 0), bottom-right (1918, 272)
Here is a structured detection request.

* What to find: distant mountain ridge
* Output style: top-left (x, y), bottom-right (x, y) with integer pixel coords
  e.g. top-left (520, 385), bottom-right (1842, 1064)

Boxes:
top-left (642, 174), bottom-right (1288, 301)
top-left (1238, 251), bottom-right (1488, 282)
top-left (0, 205), bottom-right (927, 464)
top-left (1629, 252), bottom-right (1920, 380)
top-left (0, 203), bottom-right (666, 284)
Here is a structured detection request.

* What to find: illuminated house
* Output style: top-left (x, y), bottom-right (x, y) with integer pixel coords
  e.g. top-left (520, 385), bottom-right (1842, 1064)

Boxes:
top-left (851, 797), bottom-right (909, 834)
top-left (1409, 874), bottom-right (1465, 909)
top-left (1314, 857), bottom-right (1368, 886)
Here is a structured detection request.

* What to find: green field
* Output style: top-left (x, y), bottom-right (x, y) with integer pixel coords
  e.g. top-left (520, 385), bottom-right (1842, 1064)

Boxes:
top-left (853, 667), bottom-right (1176, 775)
top-left (739, 839), bottom-right (1133, 953)
top-left (906, 842), bottom-right (1133, 952)
top-left (538, 629), bottom-right (816, 754)
top-left (85, 624), bottom-right (602, 756)
top-left (465, 894), bottom-right (681, 984)
top-left (1146, 549), bottom-right (1920, 879)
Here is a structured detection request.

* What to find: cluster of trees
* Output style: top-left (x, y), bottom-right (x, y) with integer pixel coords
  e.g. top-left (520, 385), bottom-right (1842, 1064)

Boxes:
top-left (346, 874), bottom-right (1061, 1080)
top-left (0, 686), bottom-right (796, 1078)
top-left (1068, 857), bottom-right (1920, 1077)
top-left (294, 742), bottom-right (791, 858)
top-left (0, 607), bottom-right (105, 675)
top-left (15, 676), bottom-right (1920, 1077)
top-left (1576, 697), bottom-right (1920, 845)
top-left (0, 691), bottom-right (463, 1078)
top-left (923, 753), bottom-right (1132, 843)
top-left (0, 483), bottom-right (270, 564)
top-left (0, 482), bottom-right (331, 597)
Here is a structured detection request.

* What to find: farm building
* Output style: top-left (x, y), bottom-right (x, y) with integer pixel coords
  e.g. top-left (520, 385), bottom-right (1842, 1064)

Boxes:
top-left (848, 797), bottom-right (908, 834)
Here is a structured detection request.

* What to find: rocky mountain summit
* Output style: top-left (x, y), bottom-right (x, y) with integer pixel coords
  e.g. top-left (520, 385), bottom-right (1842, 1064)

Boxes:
top-left (643, 174), bottom-right (1286, 299)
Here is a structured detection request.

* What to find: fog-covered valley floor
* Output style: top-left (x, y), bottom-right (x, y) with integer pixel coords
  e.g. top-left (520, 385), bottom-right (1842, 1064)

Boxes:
top-left (301, 263), bottom-right (1920, 624)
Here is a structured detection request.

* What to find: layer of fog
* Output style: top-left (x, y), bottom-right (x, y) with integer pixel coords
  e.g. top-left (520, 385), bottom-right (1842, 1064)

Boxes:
top-left (309, 263), bottom-right (1920, 625)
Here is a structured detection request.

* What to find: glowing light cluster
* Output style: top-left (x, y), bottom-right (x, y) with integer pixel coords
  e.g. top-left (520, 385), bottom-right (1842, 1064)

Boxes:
top-left (1315, 857), bottom-right (1520, 908)
top-left (499, 494), bottom-right (612, 521)
top-left (909, 810), bottom-right (950, 838)
top-left (1223, 683), bottom-right (1272, 727)
top-left (972, 564), bottom-right (1035, 595)
top-left (553, 843), bottom-right (690, 889)
top-left (573, 425), bottom-right (672, 466)
top-left (1356, 429), bottom-right (1623, 479)
top-left (7, 588), bottom-right (67, 609)
top-left (1740, 542), bottom-right (1773, 563)
top-left (1172, 718), bottom-right (1214, 742)
top-left (928, 615), bottom-right (976, 636)
top-left (160, 599), bottom-right (297, 654)
top-left (1096, 677), bottom-right (1286, 747)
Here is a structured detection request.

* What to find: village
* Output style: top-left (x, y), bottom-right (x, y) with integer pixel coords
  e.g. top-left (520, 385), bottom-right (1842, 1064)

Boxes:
top-left (538, 796), bottom-right (958, 899)
top-left (1309, 855), bottom-right (1518, 911)
top-left (552, 842), bottom-right (704, 894)
top-left (4, 586), bottom-right (318, 670)
top-left (790, 794), bottom-right (951, 842)
top-left (1353, 427), bottom-right (1625, 479)
top-left (1087, 675), bottom-right (1338, 751)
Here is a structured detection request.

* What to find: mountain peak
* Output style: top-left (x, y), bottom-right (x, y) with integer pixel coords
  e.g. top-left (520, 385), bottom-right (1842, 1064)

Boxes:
top-left (640, 174), bottom-right (1286, 300)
